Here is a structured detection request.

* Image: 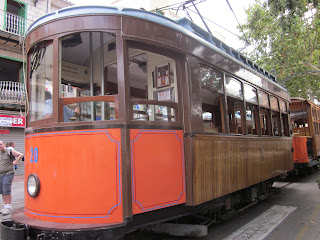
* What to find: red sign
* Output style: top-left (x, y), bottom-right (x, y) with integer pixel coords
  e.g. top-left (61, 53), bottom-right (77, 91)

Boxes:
top-left (0, 130), bottom-right (9, 135)
top-left (0, 115), bottom-right (25, 128)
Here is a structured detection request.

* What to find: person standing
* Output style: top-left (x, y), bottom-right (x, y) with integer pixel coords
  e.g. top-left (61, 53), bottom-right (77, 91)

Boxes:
top-left (0, 141), bottom-right (23, 215)
top-left (6, 142), bottom-right (18, 170)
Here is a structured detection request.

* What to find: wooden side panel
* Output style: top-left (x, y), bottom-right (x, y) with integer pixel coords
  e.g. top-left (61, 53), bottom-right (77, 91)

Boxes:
top-left (314, 135), bottom-right (320, 157)
top-left (191, 135), bottom-right (293, 205)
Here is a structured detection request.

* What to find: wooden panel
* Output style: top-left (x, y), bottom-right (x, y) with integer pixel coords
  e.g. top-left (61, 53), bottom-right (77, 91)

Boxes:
top-left (25, 129), bottom-right (123, 224)
top-left (130, 129), bottom-right (186, 214)
top-left (190, 135), bottom-right (293, 205)
top-left (314, 135), bottom-right (320, 157)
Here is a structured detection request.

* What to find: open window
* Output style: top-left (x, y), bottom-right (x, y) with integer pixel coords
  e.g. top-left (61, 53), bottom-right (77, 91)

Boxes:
top-left (128, 48), bottom-right (178, 122)
top-left (200, 65), bottom-right (224, 133)
top-left (226, 77), bottom-right (243, 134)
top-left (270, 95), bottom-right (280, 136)
top-left (290, 101), bottom-right (309, 136)
top-left (59, 32), bottom-right (118, 122)
top-left (244, 84), bottom-right (258, 135)
top-left (259, 91), bottom-right (271, 136)
top-left (280, 99), bottom-right (289, 136)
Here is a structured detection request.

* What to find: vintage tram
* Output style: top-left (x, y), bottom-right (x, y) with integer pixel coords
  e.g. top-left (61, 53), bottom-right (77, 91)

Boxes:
top-left (291, 97), bottom-right (320, 174)
top-left (1, 5), bottom-right (293, 239)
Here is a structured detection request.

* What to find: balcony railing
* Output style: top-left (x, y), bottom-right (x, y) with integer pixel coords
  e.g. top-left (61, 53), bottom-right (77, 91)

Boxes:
top-left (0, 81), bottom-right (26, 105)
top-left (4, 12), bottom-right (26, 35)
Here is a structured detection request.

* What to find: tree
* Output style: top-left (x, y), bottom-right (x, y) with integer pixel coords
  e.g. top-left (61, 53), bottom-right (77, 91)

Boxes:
top-left (241, 0), bottom-right (320, 101)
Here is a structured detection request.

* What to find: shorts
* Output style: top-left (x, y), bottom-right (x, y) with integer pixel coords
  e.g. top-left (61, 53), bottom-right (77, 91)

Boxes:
top-left (0, 173), bottom-right (14, 195)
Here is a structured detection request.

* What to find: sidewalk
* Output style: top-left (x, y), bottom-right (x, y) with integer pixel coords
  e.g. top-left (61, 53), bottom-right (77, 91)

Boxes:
top-left (13, 175), bottom-right (24, 183)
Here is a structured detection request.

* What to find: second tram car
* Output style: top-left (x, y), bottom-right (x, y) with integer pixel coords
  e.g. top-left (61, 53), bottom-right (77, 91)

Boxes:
top-left (1, 5), bottom-right (293, 239)
top-left (291, 98), bottom-right (320, 174)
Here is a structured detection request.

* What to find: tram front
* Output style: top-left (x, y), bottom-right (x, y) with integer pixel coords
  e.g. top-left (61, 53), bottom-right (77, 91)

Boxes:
top-left (1, 6), bottom-right (186, 240)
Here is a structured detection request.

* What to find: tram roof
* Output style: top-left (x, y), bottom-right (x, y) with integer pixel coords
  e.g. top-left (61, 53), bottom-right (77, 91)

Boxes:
top-left (27, 5), bottom-right (287, 93)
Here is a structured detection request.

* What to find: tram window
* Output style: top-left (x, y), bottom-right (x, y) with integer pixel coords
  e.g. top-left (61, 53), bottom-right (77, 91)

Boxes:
top-left (200, 65), bottom-right (223, 91)
top-left (29, 42), bottom-right (53, 122)
top-left (201, 88), bottom-right (223, 133)
top-left (259, 91), bottom-right (269, 108)
top-left (270, 96), bottom-right (279, 111)
top-left (246, 103), bottom-right (258, 135)
top-left (128, 48), bottom-right (178, 122)
top-left (282, 113), bottom-right (290, 136)
top-left (226, 77), bottom-right (243, 99)
top-left (272, 111), bottom-right (281, 136)
top-left (59, 32), bottom-right (118, 122)
top-left (244, 84), bottom-right (258, 105)
top-left (280, 100), bottom-right (289, 136)
top-left (227, 96), bottom-right (243, 134)
top-left (63, 101), bottom-right (115, 122)
top-left (260, 107), bottom-right (271, 135)
top-left (200, 66), bottom-right (223, 133)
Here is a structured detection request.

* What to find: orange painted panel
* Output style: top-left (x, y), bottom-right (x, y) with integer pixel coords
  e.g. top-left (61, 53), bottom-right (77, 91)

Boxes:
top-left (24, 129), bottom-right (122, 224)
top-left (293, 136), bottom-right (308, 163)
top-left (130, 129), bottom-right (186, 214)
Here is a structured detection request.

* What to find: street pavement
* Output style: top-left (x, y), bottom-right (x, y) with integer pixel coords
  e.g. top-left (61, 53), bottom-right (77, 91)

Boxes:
top-left (0, 175), bottom-right (24, 222)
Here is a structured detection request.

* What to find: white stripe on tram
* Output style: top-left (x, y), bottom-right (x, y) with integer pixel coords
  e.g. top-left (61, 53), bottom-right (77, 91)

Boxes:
top-left (223, 205), bottom-right (297, 240)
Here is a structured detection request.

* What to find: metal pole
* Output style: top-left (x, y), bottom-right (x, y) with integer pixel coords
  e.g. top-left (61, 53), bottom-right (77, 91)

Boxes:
top-left (89, 32), bottom-right (94, 121)
top-left (100, 32), bottom-right (105, 120)
top-left (191, 1), bottom-right (212, 34)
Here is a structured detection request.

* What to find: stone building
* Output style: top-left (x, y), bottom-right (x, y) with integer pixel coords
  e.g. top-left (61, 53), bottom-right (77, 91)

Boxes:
top-left (0, 0), bottom-right (73, 174)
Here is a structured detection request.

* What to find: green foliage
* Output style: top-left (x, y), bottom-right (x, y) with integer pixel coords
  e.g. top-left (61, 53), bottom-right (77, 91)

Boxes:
top-left (240, 0), bottom-right (320, 101)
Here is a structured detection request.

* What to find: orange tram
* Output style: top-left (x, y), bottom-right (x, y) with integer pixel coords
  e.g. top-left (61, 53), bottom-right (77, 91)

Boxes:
top-left (291, 98), bottom-right (320, 175)
top-left (1, 5), bottom-right (293, 240)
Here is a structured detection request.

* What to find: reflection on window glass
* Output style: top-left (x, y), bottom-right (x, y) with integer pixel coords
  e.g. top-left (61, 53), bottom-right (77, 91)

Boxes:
top-left (270, 96), bottom-right (279, 111)
top-left (279, 100), bottom-right (287, 112)
top-left (59, 31), bottom-right (118, 122)
top-left (244, 84), bottom-right (257, 104)
top-left (63, 101), bottom-right (116, 122)
top-left (226, 77), bottom-right (243, 99)
top-left (199, 66), bottom-right (222, 91)
top-left (29, 43), bottom-right (53, 121)
top-left (259, 91), bottom-right (269, 108)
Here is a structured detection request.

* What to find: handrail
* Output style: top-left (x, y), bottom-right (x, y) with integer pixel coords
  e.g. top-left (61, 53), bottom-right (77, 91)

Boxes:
top-left (59, 95), bottom-right (119, 122)
top-left (130, 98), bottom-right (179, 122)
top-left (4, 12), bottom-right (26, 35)
top-left (0, 81), bottom-right (26, 104)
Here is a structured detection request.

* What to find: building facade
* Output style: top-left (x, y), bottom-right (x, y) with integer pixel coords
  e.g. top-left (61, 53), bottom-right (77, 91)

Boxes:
top-left (0, 0), bottom-right (72, 174)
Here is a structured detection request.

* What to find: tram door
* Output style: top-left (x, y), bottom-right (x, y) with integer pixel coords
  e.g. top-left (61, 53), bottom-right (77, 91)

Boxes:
top-left (128, 48), bottom-right (186, 214)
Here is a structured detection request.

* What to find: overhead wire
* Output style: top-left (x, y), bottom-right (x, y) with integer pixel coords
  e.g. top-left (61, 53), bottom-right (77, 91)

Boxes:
top-left (225, 0), bottom-right (250, 46)
top-left (152, 0), bottom-right (251, 50)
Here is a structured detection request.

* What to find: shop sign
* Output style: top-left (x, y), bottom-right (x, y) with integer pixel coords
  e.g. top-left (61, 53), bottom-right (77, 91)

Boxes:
top-left (0, 130), bottom-right (9, 135)
top-left (0, 115), bottom-right (25, 128)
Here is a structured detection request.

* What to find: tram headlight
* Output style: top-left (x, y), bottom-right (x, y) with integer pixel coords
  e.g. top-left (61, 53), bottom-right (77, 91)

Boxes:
top-left (27, 174), bottom-right (40, 198)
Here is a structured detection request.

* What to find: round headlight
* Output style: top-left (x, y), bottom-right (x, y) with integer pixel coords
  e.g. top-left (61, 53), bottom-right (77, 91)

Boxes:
top-left (27, 174), bottom-right (40, 198)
